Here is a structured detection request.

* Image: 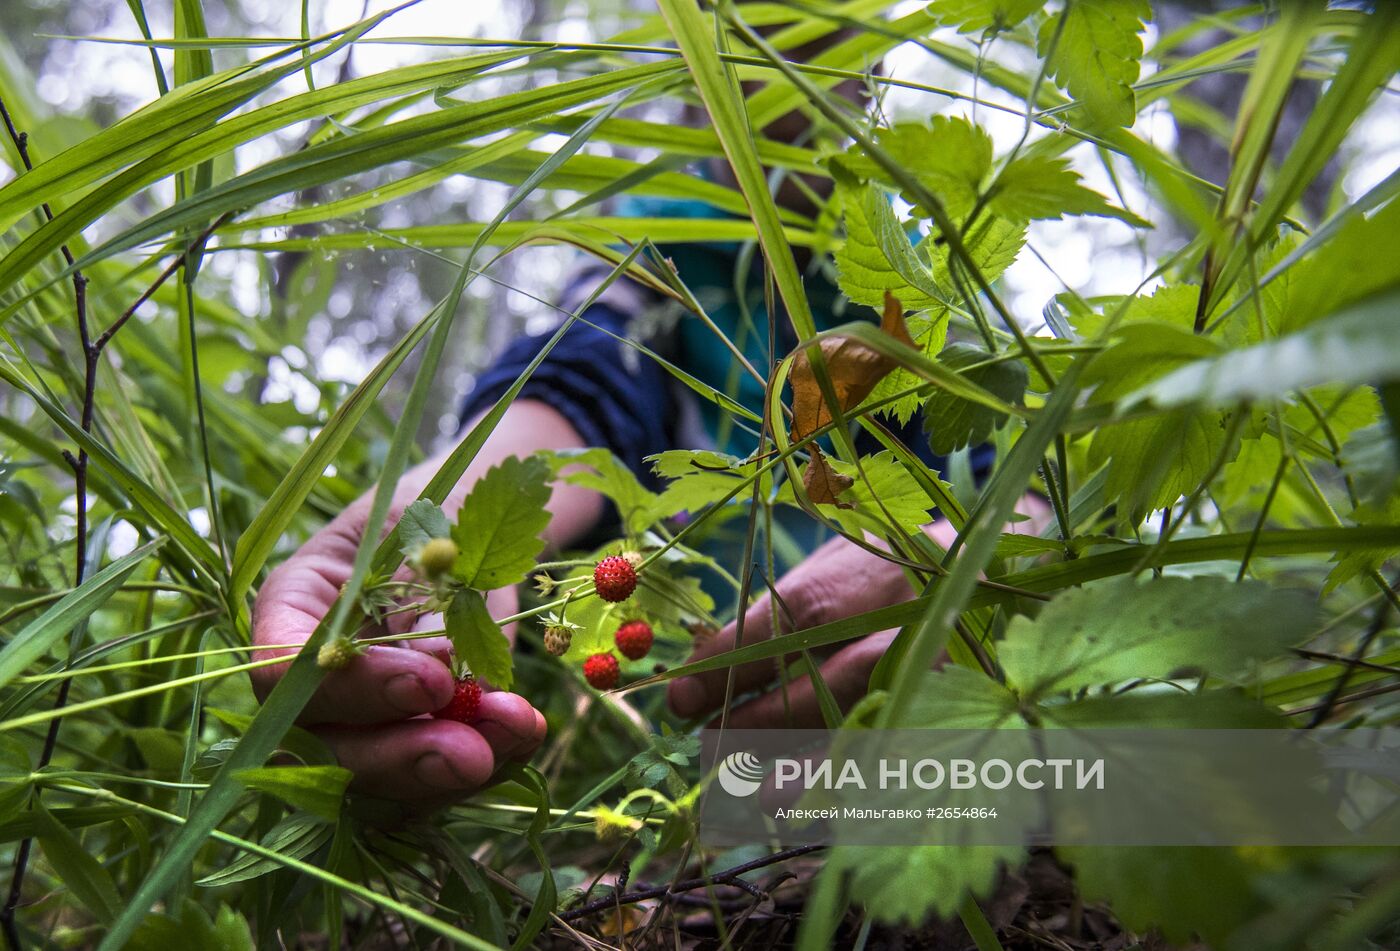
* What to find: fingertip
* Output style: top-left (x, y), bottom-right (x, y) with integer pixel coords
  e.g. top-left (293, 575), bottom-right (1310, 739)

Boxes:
top-left (668, 676), bottom-right (708, 719)
top-left (414, 721), bottom-right (495, 791)
top-left (474, 692), bottom-right (546, 760)
top-left (306, 645), bottom-right (455, 724)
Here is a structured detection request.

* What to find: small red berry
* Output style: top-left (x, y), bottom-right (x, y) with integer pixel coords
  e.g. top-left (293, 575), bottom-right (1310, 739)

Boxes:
top-left (614, 620), bottom-right (654, 661)
top-left (583, 653), bottom-right (620, 690)
top-left (432, 676), bottom-right (482, 723)
top-left (594, 556), bottom-right (637, 603)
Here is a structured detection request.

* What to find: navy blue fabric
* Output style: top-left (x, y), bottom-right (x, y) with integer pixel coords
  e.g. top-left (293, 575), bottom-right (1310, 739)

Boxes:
top-left (460, 303), bottom-right (997, 489)
top-left (458, 302), bottom-right (675, 488)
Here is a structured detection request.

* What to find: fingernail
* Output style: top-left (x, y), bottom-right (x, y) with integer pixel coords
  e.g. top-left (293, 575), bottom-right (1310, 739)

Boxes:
top-left (414, 752), bottom-right (471, 791)
top-left (669, 677), bottom-right (706, 718)
top-left (384, 673), bottom-right (434, 714)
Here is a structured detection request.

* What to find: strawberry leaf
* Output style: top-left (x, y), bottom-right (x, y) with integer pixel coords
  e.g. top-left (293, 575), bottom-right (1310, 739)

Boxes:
top-left (1038, 0), bottom-right (1150, 128)
top-left (445, 588), bottom-right (513, 690)
top-left (988, 154), bottom-right (1149, 226)
top-left (450, 455), bottom-right (552, 590)
top-left (398, 498), bottom-right (451, 560)
top-left (922, 343), bottom-right (1028, 455)
top-left (931, 0), bottom-right (1043, 34)
top-left (999, 575), bottom-right (1316, 699)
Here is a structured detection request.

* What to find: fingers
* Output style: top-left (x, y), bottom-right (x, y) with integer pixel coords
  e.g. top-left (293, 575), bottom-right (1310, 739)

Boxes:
top-left (667, 592), bottom-right (786, 719)
top-left (299, 645), bottom-right (457, 726)
top-left (472, 691), bottom-right (548, 761)
top-left (249, 520), bottom-right (362, 702)
top-left (668, 535), bottom-right (912, 720)
top-left (319, 692), bottom-right (547, 802)
top-left (723, 630), bottom-right (896, 729)
top-left (321, 719), bottom-right (494, 801)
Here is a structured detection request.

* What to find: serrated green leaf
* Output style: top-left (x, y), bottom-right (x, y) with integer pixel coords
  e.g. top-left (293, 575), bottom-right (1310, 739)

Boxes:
top-left (1325, 491), bottom-right (1400, 593)
top-left (834, 843), bottom-right (1024, 925)
top-left (930, 0), bottom-right (1044, 34)
top-left (988, 153), bottom-right (1149, 226)
top-left (1126, 288), bottom-right (1400, 411)
top-left (543, 448), bottom-right (659, 536)
top-left (924, 344), bottom-right (1029, 455)
top-left (833, 175), bottom-right (946, 312)
top-left (1084, 321), bottom-right (1232, 522)
top-left (999, 575), bottom-right (1316, 699)
top-left (825, 450), bottom-right (941, 535)
top-left (451, 455), bottom-right (552, 590)
top-left (398, 498), bottom-right (451, 560)
top-left (1038, 0), bottom-right (1150, 128)
top-left (1043, 687), bottom-right (1284, 729)
top-left (867, 215), bottom-right (1025, 424)
top-left (890, 664), bottom-right (1023, 728)
top-left (445, 588), bottom-right (513, 691)
top-left (648, 449), bottom-right (762, 520)
top-left (1060, 846), bottom-right (1261, 945)
top-left (232, 765), bottom-right (351, 821)
top-left (841, 117), bottom-right (994, 221)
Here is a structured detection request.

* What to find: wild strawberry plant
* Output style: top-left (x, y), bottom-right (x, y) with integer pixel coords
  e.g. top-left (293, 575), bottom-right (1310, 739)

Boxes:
top-left (0, 1), bottom-right (1397, 948)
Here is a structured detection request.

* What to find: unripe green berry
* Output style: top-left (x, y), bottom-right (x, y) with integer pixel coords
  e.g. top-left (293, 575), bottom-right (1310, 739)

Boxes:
top-left (543, 625), bottom-right (572, 656)
top-left (414, 537), bottom-right (459, 578)
top-left (317, 637), bottom-right (359, 670)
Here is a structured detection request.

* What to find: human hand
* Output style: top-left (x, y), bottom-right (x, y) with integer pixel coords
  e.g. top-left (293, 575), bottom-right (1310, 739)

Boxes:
top-left (251, 507), bottom-right (545, 803)
top-left (666, 531), bottom-right (915, 729)
top-left (666, 496), bottom-right (1052, 728)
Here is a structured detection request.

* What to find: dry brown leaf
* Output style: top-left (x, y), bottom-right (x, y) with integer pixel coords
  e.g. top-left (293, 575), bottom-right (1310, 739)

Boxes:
top-left (802, 444), bottom-right (854, 506)
top-left (790, 290), bottom-right (914, 439)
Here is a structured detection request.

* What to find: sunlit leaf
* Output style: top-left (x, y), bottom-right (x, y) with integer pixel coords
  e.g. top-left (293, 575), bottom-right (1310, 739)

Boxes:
top-left (451, 455), bottom-right (552, 591)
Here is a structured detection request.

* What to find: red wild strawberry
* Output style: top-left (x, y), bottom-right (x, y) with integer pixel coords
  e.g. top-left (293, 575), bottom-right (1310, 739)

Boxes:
top-left (593, 555), bottom-right (637, 603)
top-left (583, 653), bottom-right (620, 690)
top-left (432, 675), bottom-right (482, 723)
top-left (614, 619), bottom-right (654, 661)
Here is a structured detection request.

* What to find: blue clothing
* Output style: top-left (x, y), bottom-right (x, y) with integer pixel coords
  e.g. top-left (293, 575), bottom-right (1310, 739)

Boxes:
top-left (460, 198), bottom-right (993, 505)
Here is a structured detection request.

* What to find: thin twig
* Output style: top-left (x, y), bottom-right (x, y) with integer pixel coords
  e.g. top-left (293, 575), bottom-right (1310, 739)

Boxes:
top-left (559, 845), bottom-right (823, 922)
top-left (0, 93), bottom-right (89, 951)
top-left (1305, 573), bottom-right (1398, 728)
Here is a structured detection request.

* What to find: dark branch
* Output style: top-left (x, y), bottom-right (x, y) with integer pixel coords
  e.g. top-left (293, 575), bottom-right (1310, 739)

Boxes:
top-left (559, 845), bottom-right (823, 922)
top-left (1306, 574), bottom-right (1399, 728)
top-left (0, 92), bottom-right (90, 951)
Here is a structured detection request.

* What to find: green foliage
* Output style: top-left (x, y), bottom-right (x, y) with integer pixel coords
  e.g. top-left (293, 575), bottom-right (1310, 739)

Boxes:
top-left (998, 575), bottom-right (1316, 699)
top-left (988, 154), bottom-right (1149, 226)
top-left (1038, 0), bottom-right (1151, 128)
top-left (930, 0), bottom-right (1043, 35)
top-left (922, 344), bottom-right (1028, 455)
top-left (445, 588), bottom-right (513, 690)
top-left (128, 899), bottom-right (254, 951)
top-left (0, 0), bottom-right (1397, 947)
top-left (450, 455), bottom-right (552, 590)
top-left (232, 765), bottom-right (352, 822)
top-left (397, 498), bottom-right (452, 558)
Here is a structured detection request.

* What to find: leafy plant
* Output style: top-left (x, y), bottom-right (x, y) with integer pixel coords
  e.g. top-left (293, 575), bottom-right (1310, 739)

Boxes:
top-left (0, 1), bottom-right (1398, 948)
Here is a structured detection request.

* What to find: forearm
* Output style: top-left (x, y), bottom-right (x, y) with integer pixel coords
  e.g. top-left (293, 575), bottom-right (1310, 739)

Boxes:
top-left (331, 399), bottom-right (604, 554)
